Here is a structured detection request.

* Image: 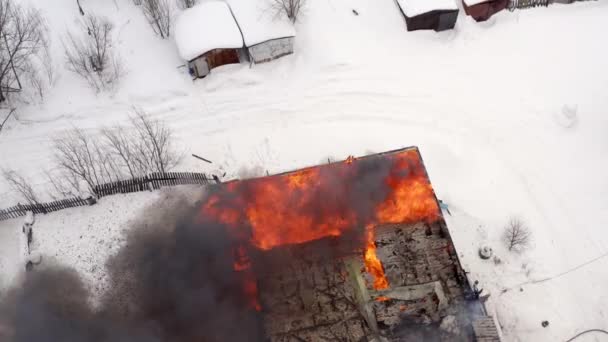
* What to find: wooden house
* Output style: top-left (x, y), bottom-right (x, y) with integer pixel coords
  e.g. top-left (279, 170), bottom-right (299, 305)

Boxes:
top-left (226, 0), bottom-right (296, 64)
top-left (463, 0), bottom-right (508, 21)
top-left (175, 2), bottom-right (246, 78)
top-left (396, 0), bottom-right (459, 31)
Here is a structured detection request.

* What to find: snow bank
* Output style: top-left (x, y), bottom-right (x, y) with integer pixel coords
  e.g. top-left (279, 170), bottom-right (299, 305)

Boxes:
top-left (174, 1), bottom-right (244, 61)
top-left (1, 0), bottom-right (608, 341)
top-left (0, 218), bottom-right (25, 290)
top-left (463, 0), bottom-right (493, 6)
top-left (397, 0), bottom-right (458, 17)
top-left (226, 0), bottom-right (296, 47)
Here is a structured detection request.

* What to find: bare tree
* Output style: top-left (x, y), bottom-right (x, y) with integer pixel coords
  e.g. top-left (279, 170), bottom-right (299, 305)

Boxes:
top-left (0, 107), bottom-right (15, 135)
top-left (101, 126), bottom-right (148, 178)
top-left (271, 0), bottom-right (305, 23)
top-left (63, 15), bottom-right (124, 92)
top-left (1, 168), bottom-right (39, 205)
top-left (140, 0), bottom-right (172, 38)
top-left (0, 0), bottom-right (48, 103)
top-left (53, 128), bottom-right (122, 196)
top-left (130, 108), bottom-right (180, 174)
top-left (502, 217), bottom-right (532, 252)
top-left (44, 169), bottom-right (79, 200)
top-left (76, 0), bottom-right (85, 15)
top-left (175, 0), bottom-right (197, 9)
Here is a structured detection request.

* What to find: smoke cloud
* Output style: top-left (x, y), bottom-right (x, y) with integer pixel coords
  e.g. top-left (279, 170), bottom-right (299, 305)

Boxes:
top-left (0, 194), bottom-right (264, 342)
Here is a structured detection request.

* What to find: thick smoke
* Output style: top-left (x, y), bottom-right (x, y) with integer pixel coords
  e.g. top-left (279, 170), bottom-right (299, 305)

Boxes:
top-left (0, 194), bottom-right (264, 342)
top-left (0, 152), bottom-right (423, 342)
top-left (205, 154), bottom-right (398, 250)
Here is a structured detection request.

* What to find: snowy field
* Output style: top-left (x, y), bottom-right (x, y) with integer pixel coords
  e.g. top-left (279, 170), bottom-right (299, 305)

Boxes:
top-left (1, 0), bottom-right (608, 341)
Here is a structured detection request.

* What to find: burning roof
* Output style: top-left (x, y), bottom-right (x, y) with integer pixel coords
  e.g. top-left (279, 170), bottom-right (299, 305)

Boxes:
top-left (201, 147), bottom-right (441, 290)
top-left (195, 147), bottom-right (480, 341)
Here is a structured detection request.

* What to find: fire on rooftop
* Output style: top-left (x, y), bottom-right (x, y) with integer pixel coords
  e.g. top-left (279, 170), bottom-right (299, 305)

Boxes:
top-left (198, 147), bottom-right (499, 341)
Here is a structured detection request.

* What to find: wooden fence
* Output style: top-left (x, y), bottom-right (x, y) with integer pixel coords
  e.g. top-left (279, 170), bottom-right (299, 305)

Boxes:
top-left (508, 0), bottom-right (550, 9)
top-left (0, 197), bottom-right (93, 221)
top-left (94, 172), bottom-right (213, 197)
top-left (0, 172), bottom-right (214, 222)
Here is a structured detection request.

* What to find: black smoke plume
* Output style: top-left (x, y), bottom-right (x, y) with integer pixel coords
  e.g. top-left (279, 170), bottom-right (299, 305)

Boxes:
top-left (0, 195), bottom-right (264, 342)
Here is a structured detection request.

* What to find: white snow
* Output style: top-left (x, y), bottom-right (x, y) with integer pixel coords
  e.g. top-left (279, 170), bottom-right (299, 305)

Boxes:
top-left (226, 0), bottom-right (296, 47)
top-left (397, 0), bottom-right (458, 18)
top-left (0, 218), bottom-right (25, 290)
top-left (1, 0), bottom-right (608, 341)
top-left (174, 1), bottom-right (244, 61)
top-left (463, 0), bottom-right (494, 7)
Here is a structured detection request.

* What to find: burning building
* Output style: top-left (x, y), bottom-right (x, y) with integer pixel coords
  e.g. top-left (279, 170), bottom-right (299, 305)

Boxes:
top-left (199, 146), bottom-right (497, 341)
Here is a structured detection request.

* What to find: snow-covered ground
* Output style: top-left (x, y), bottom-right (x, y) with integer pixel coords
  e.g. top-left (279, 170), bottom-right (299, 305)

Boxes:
top-left (1, 0), bottom-right (608, 341)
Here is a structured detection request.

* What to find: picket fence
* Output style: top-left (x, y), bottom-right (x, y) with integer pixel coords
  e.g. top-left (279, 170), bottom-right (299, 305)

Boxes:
top-left (0, 172), bottom-right (214, 222)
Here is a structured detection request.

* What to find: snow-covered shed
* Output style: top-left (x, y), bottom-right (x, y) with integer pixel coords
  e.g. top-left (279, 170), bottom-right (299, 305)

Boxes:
top-left (462, 0), bottom-right (507, 21)
top-left (396, 0), bottom-right (459, 32)
top-left (226, 0), bottom-right (296, 64)
top-left (175, 1), bottom-right (246, 78)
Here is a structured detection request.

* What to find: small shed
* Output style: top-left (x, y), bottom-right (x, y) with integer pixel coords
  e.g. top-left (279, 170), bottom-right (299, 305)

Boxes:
top-left (226, 0), bottom-right (296, 64)
top-left (396, 0), bottom-right (459, 32)
top-left (463, 0), bottom-right (508, 21)
top-left (175, 2), bottom-right (246, 78)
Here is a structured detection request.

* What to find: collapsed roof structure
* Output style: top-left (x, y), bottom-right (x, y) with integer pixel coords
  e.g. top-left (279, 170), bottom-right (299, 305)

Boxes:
top-left (201, 147), bottom-right (500, 341)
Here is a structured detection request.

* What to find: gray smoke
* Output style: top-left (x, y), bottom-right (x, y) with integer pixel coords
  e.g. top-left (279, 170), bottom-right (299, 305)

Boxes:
top-left (0, 195), bottom-right (264, 342)
top-left (0, 152), bottom-right (421, 342)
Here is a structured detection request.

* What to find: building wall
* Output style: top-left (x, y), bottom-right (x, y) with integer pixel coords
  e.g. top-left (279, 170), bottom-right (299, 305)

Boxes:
top-left (464, 0), bottom-right (508, 21)
top-left (188, 48), bottom-right (242, 78)
top-left (189, 57), bottom-right (210, 78)
top-left (404, 9), bottom-right (459, 32)
top-left (248, 37), bottom-right (295, 64)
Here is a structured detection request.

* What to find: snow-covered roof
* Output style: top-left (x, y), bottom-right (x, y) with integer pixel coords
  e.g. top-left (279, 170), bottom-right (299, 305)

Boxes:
top-left (226, 0), bottom-right (296, 47)
top-left (174, 1), bottom-right (244, 61)
top-left (463, 0), bottom-right (492, 6)
top-left (397, 0), bottom-right (458, 17)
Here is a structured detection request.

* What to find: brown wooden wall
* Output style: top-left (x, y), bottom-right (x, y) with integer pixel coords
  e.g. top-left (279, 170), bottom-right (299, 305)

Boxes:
top-left (404, 9), bottom-right (459, 32)
top-left (205, 48), bottom-right (240, 70)
top-left (463, 0), bottom-right (508, 21)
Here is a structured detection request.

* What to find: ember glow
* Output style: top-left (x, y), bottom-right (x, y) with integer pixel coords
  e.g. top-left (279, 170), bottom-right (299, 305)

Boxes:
top-left (375, 296), bottom-right (391, 302)
top-left (365, 226), bottom-right (389, 290)
top-left (202, 148), bottom-right (440, 291)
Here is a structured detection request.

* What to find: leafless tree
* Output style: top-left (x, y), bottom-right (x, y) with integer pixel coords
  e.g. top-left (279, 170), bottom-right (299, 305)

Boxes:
top-left (1, 168), bottom-right (39, 205)
top-left (101, 126), bottom-right (148, 178)
top-left (52, 112), bottom-right (180, 196)
top-left (53, 128), bottom-right (122, 196)
top-left (0, 0), bottom-right (48, 103)
top-left (63, 14), bottom-right (124, 92)
top-left (175, 0), bottom-right (197, 9)
top-left (44, 169), bottom-right (79, 200)
top-left (76, 0), bottom-right (85, 15)
top-left (0, 107), bottom-right (15, 135)
top-left (19, 35), bottom-right (54, 102)
top-left (130, 108), bottom-right (181, 174)
top-left (140, 0), bottom-right (172, 38)
top-left (271, 0), bottom-right (305, 23)
top-left (502, 217), bottom-right (532, 252)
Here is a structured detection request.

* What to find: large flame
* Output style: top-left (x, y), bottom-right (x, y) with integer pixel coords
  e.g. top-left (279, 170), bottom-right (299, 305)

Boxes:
top-left (202, 148), bottom-right (440, 291)
top-left (365, 225), bottom-right (389, 290)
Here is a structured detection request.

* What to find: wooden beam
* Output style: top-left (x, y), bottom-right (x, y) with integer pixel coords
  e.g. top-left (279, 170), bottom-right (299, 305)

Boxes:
top-left (191, 154), bottom-right (212, 164)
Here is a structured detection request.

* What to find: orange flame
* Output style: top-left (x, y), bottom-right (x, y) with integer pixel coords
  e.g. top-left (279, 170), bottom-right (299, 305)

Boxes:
top-left (202, 149), bottom-right (440, 292)
top-left (365, 226), bottom-right (389, 290)
top-left (242, 270), bottom-right (262, 312)
top-left (375, 296), bottom-right (391, 302)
